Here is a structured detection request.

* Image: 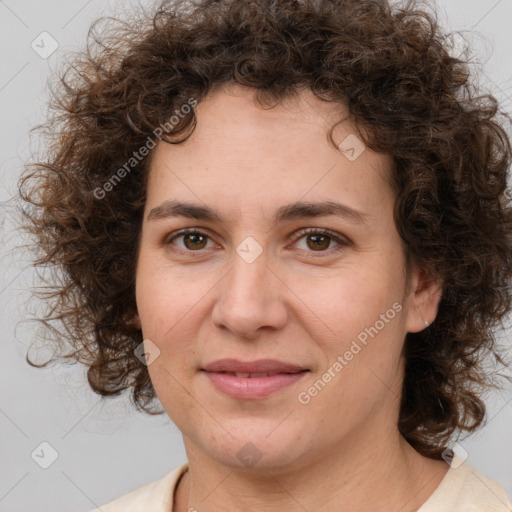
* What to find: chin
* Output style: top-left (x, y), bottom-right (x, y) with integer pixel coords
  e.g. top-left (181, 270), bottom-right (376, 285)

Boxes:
top-left (189, 423), bottom-right (308, 472)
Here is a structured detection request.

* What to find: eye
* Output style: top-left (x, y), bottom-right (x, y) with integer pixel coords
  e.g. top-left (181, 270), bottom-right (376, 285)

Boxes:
top-left (165, 228), bottom-right (217, 254)
top-left (164, 227), bottom-right (350, 257)
top-left (291, 228), bottom-right (349, 255)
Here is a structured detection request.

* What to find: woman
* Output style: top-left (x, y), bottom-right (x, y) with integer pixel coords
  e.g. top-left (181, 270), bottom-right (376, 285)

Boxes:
top-left (19, 0), bottom-right (512, 510)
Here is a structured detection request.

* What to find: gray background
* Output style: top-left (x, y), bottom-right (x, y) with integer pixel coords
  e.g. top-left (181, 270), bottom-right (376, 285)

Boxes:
top-left (0, 1), bottom-right (511, 510)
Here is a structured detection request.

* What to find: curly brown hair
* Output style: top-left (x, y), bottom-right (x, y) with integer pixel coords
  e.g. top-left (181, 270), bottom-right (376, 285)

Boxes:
top-left (19, 0), bottom-right (512, 459)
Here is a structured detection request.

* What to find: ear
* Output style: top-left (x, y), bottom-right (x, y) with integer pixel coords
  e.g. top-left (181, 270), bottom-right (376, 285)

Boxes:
top-left (405, 265), bottom-right (443, 333)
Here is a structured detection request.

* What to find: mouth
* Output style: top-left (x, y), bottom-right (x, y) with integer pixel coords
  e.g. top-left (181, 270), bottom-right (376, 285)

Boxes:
top-left (201, 358), bottom-right (308, 374)
top-left (200, 369), bottom-right (310, 399)
top-left (206, 370), bottom-right (306, 378)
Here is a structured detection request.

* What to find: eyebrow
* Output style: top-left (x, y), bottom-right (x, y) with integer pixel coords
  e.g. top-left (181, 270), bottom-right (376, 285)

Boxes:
top-left (147, 199), bottom-right (368, 225)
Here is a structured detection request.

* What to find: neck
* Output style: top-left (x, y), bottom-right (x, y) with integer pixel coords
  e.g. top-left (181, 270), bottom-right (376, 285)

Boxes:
top-left (174, 428), bottom-right (449, 512)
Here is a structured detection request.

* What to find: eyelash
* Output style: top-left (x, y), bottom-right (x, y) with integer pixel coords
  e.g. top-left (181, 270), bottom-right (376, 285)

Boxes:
top-left (165, 227), bottom-right (350, 258)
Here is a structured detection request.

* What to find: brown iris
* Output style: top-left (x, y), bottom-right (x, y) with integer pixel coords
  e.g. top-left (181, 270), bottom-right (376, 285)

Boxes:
top-left (307, 234), bottom-right (330, 251)
top-left (183, 232), bottom-right (208, 250)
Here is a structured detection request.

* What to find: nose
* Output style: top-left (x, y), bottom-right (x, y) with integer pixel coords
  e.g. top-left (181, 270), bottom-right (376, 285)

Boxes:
top-left (211, 247), bottom-right (288, 339)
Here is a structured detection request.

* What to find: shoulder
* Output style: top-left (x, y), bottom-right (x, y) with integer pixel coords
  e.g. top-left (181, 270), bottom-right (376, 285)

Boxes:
top-left (88, 462), bottom-right (189, 512)
top-left (419, 455), bottom-right (512, 512)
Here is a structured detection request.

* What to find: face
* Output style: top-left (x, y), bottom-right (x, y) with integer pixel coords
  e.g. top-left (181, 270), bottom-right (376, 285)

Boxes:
top-left (135, 84), bottom-right (440, 472)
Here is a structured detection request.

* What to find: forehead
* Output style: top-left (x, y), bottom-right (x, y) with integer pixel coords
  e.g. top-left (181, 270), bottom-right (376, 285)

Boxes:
top-left (145, 85), bottom-right (394, 221)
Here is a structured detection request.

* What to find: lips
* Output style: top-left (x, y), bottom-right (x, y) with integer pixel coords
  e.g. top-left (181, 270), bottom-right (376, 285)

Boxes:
top-left (202, 358), bottom-right (306, 374)
top-left (201, 359), bottom-right (309, 399)
top-left (222, 372), bottom-right (284, 378)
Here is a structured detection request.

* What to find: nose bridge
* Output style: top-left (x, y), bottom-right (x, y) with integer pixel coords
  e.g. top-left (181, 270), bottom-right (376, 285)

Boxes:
top-left (212, 241), bottom-right (287, 337)
top-left (229, 252), bottom-right (267, 301)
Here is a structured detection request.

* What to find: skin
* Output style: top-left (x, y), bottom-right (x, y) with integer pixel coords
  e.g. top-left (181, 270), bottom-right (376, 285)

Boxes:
top-left (134, 83), bottom-right (448, 512)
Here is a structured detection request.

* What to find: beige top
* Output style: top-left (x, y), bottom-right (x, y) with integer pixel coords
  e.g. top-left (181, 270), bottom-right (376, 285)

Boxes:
top-left (91, 455), bottom-right (512, 511)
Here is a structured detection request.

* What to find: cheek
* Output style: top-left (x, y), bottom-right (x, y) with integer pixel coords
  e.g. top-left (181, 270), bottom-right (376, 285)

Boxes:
top-left (295, 291), bottom-right (405, 426)
top-left (138, 270), bottom-right (203, 418)
top-left (135, 255), bottom-right (209, 337)
top-left (292, 257), bottom-right (407, 407)
top-left (292, 259), bottom-right (405, 343)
